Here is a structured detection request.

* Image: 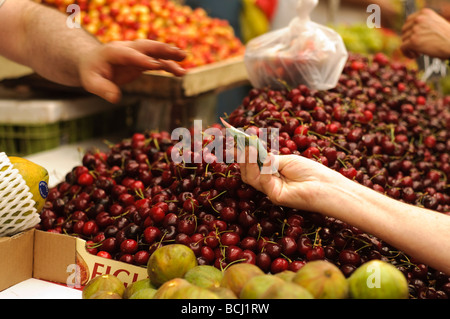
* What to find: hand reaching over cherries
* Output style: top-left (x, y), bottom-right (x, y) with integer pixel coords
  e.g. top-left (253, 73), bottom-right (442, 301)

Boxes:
top-left (240, 149), bottom-right (450, 275)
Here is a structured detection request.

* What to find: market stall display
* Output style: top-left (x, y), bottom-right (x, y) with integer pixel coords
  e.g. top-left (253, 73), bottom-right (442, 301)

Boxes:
top-left (37, 0), bottom-right (245, 69)
top-left (1, 0), bottom-right (450, 302)
top-left (1, 0), bottom-right (250, 153)
top-left (25, 52), bottom-right (450, 299)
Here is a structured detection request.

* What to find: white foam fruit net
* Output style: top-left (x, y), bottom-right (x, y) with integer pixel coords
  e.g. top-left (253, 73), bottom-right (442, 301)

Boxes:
top-left (0, 152), bottom-right (41, 237)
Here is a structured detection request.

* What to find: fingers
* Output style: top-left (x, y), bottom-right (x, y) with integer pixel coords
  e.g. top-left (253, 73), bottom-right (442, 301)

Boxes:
top-left (129, 39), bottom-right (187, 62)
top-left (104, 41), bottom-right (187, 76)
top-left (126, 39), bottom-right (187, 76)
top-left (103, 44), bottom-right (166, 70)
top-left (81, 68), bottom-right (122, 104)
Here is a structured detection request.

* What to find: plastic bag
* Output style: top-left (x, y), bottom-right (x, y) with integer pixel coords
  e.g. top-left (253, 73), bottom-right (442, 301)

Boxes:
top-left (244, 0), bottom-right (348, 91)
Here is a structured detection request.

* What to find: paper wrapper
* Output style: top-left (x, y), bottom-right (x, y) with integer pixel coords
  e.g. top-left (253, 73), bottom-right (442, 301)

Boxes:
top-left (0, 152), bottom-right (41, 237)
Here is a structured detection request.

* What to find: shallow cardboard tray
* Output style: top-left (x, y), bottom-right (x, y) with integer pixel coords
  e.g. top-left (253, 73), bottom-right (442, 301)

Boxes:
top-left (0, 229), bottom-right (148, 292)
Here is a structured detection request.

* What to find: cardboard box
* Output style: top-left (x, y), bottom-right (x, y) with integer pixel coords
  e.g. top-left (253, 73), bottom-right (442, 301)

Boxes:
top-left (0, 229), bottom-right (148, 292)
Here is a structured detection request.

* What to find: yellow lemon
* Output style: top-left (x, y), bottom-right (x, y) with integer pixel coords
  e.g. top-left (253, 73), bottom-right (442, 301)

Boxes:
top-left (8, 156), bottom-right (49, 213)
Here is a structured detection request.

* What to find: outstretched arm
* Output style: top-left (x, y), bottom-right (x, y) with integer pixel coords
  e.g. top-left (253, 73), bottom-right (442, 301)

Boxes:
top-left (0, 0), bottom-right (187, 103)
top-left (240, 152), bottom-right (450, 274)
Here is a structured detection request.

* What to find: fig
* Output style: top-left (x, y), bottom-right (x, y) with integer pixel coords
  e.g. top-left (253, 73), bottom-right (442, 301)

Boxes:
top-left (274, 270), bottom-right (296, 282)
top-left (170, 284), bottom-right (220, 299)
top-left (208, 286), bottom-right (238, 299)
top-left (292, 260), bottom-right (349, 299)
top-left (184, 265), bottom-right (223, 288)
top-left (240, 275), bottom-right (284, 299)
top-left (220, 263), bottom-right (264, 296)
top-left (124, 278), bottom-right (156, 299)
top-left (89, 291), bottom-right (122, 299)
top-left (82, 274), bottom-right (125, 299)
top-left (153, 278), bottom-right (192, 299)
top-left (129, 288), bottom-right (157, 299)
top-left (348, 260), bottom-right (408, 299)
top-left (147, 244), bottom-right (197, 287)
top-left (262, 281), bottom-right (314, 299)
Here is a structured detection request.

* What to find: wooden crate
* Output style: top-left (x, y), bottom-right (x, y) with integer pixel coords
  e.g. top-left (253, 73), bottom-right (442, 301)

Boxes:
top-left (122, 56), bottom-right (249, 98)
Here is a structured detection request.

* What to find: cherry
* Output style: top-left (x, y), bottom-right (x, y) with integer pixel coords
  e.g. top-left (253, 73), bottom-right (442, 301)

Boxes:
top-left (96, 251), bottom-right (112, 259)
top-left (133, 250), bottom-right (150, 265)
top-left (270, 258), bottom-right (289, 273)
top-left (220, 206), bottom-right (238, 222)
top-left (220, 232), bottom-right (240, 246)
top-left (297, 235), bottom-right (312, 255)
top-left (239, 249), bottom-right (256, 264)
top-left (149, 206), bottom-right (166, 223)
top-left (120, 239), bottom-right (138, 254)
top-left (338, 249), bottom-right (361, 266)
top-left (85, 241), bottom-right (98, 255)
top-left (256, 252), bottom-right (272, 272)
top-left (200, 246), bottom-right (215, 263)
top-left (279, 236), bottom-right (298, 256)
top-left (289, 260), bottom-right (306, 272)
top-left (306, 246), bottom-right (325, 261)
top-left (119, 254), bottom-right (134, 264)
top-left (225, 245), bottom-right (242, 263)
top-left (143, 226), bottom-right (162, 244)
top-left (204, 231), bottom-right (220, 248)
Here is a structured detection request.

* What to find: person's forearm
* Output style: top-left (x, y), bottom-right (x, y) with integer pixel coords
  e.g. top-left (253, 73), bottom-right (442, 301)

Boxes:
top-left (0, 0), bottom-right (100, 87)
top-left (319, 176), bottom-right (450, 274)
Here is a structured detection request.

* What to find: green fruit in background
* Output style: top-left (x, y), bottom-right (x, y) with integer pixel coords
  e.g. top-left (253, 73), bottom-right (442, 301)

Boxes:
top-left (170, 284), bottom-right (220, 299)
top-left (348, 260), bottom-right (409, 299)
top-left (220, 263), bottom-right (264, 296)
top-left (123, 278), bottom-right (155, 299)
top-left (89, 291), bottom-right (122, 299)
top-left (129, 288), bottom-right (157, 299)
top-left (153, 278), bottom-right (192, 299)
top-left (184, 265), bottom-right (223, 288)
top-left (261, 281), bottom-right (314, 299)
top-left (208, 286), bottom-right (238, 299)
top-left (274, 270), bottom-right (296, 282)
top-left (292, 260), bottom-right (349, 299)
top-left (240, 274), bottom-right (284, 299)
top-left (8, 156), bottom-right (49, 213)
top-left (82, 274), bottom-right (125, 299)
top-left (147, 244), bottom-right (197, 287)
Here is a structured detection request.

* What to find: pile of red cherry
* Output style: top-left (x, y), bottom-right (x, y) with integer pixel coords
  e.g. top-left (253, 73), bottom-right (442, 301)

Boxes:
top-left (37, 53), bottom-right (450, 299)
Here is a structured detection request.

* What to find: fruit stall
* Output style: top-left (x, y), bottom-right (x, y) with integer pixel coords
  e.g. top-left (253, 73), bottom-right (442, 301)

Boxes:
top-left (0, 0), bottom-right (450, 305)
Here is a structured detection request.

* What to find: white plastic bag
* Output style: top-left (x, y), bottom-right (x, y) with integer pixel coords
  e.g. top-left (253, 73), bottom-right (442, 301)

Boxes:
top-left (244, 0), bottom-right (348, 91)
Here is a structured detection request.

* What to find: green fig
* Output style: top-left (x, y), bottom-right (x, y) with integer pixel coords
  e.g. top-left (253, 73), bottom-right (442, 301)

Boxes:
top-left (184, 265), bottom-right (223, 288)
top-left (170, 284), bottom-right (220, 299)
top-left (274, 270), bottom-right (296, 282)
top-left (240, 275), bottom-right (284, 299)
top-left (82, 274), bottom-right (125, 299)
top-left (208, 286), bottom-right (238, 299)
top-left (153, 278), bottom-right (192, 299)
top-left (220, 263), bottom-right (264, 296)
top-left (292, 260), bottom-right (349, 299)
top-left (262, 281), bottom-right (314, 299)
top-left (348, 260), bottom-right (408, 299)
top-left (147, 244), bottom-right (197, 287)
top-left (129, 288), bottom-right (157, 299)
top-left (124, 278), bottom-right (155, 299)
